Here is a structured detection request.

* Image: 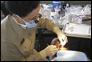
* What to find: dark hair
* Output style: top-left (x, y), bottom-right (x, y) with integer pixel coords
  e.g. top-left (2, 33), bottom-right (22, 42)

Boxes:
top-left (1, 1), bottom-right (11, 17)
top-left (1, 1), bottom-right (40, 17)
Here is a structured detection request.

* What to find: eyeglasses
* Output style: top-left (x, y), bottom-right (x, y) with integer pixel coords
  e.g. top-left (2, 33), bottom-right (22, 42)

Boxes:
top-left (32, 13), bottom-right (42, 20)
top-left (31, 13), bottom-right (42, 23)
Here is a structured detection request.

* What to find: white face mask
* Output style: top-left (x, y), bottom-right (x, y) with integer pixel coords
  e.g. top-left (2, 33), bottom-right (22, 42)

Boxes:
top-left (16, 15), bottom-right (39, 29)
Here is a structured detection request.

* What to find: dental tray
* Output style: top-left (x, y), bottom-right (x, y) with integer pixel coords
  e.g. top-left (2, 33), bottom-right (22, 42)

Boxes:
top-left (62, 23), bottom-right (91, 36)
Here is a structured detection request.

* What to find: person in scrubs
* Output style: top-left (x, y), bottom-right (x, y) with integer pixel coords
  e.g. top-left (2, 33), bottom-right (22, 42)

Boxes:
top-left (1, 1), bottom-right (68, 61)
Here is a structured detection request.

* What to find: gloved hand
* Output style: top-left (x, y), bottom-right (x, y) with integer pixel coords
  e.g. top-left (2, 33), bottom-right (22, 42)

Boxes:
top-left (44, 45), bottom-right (58, 56)
top-left (57, 31), bottom-right (68, 46)
top-left (53, 27), bottom-right (68, 46)
top-left (39, 45), bottom-right (58, 58)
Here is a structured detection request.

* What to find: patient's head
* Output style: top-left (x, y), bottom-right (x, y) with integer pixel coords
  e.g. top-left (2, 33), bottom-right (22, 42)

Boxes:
top-left (51, 38), bottom-right (68, 51)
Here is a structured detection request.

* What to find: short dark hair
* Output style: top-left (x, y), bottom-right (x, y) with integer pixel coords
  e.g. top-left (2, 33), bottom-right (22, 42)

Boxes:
top-left (2, 1), bottom-right (40, 17)
top-left (1, 1), bottom-right (10, 16)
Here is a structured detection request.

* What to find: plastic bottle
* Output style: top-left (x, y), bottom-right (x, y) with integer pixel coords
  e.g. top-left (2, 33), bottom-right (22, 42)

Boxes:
top-left (65, 3), bottom-right (70, 13)
top-left (53, 1), bottom-right (62, 12)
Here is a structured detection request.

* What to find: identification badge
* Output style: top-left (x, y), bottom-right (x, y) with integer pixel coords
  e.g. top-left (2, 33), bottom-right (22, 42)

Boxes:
top-left (19, 38), bottom-right (25, 46)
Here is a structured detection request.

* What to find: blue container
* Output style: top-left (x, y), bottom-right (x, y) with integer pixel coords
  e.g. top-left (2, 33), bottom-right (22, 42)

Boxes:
top-left (53, 1), bottom-right (62, 12)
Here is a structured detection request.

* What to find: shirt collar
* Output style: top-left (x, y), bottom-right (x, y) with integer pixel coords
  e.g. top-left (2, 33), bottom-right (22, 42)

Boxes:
top-left (12, 16), bottom-right (27, 29)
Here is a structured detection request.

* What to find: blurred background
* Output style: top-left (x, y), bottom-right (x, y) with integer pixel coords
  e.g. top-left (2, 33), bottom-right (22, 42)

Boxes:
top-left (40, 1), bottom-right (91, 5)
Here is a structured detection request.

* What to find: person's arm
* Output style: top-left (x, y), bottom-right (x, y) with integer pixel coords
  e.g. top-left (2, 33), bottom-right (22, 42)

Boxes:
top-left (37, 18), bottom-right (68, 46)
top-left (24, 49), bottom-right (48, 61)
top-left (19, 45), bottom-right (58, 61)
top-left (24, 49), bottom-right (47, 61)
top-left (37, 18), bottom-right (62, 34)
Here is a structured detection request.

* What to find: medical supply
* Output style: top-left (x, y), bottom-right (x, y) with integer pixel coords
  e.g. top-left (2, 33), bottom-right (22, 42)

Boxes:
top-left (72, 15), bottom-right (82, 23)
top-left (63, 23), bottom-right (91, 36)
top-left (53, 1), bottom-right (62, 12)
top-left (65, 3), bottom-right (70, 13)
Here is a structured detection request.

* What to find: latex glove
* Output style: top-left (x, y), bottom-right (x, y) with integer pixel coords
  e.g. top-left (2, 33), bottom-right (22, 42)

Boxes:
top-left (39, 45), bottom-right (58, 58)
top-left (53, 27), bottom-right (68, 46)
top-left (57, 31), bottom-right (68, 46)
top-left (44, 45), bottom-right (58, 56)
